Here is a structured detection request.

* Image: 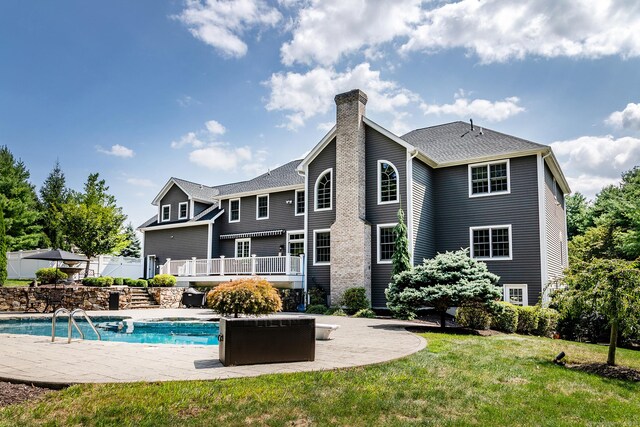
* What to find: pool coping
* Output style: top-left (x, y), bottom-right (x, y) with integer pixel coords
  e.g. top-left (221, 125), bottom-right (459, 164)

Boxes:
top-left (0, 309), bottom-right (427, 387)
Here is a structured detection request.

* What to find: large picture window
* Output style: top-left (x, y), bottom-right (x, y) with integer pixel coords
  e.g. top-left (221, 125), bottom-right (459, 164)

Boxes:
top-left (314, 230), bottom-right (330, 265)
top-left (256, 194), bottom-right (269, 220)
top-left (315, 169), bottom-right (332, 211)
top-left (229, 199), bottom-right (240, 223)
top-left (469, 160), bottom-right (510, 197)
top-left (378, 160), bottom-right (399, 204)
top-left (470, 225), bottom-right (512, 260)
top-left (377, 224), bottom-right (397, 263)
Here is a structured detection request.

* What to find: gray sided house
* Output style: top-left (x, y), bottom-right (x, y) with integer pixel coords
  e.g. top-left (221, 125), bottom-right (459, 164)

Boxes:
top-left (140, 89), bottom-right (570, 308)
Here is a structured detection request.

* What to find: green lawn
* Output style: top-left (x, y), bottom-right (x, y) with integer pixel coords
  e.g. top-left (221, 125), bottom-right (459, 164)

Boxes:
top-left (2, 279), bottom-right (31, 287)
top-left (1, 333), bottom-right (639, 426)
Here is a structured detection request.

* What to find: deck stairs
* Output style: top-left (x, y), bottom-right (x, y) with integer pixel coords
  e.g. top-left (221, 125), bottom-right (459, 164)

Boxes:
top-left (128, 288), bottom-right (159, 309)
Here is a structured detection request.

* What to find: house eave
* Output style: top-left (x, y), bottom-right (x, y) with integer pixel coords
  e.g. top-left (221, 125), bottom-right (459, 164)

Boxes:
top-left (297, 126), bottom-right (337, 172)
top-left (139, 210), bottom-right (224, 232)
top-left (216, 184), bottom-right (304, 200)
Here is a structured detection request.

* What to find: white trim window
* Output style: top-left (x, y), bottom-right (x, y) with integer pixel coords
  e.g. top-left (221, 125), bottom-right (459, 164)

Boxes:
top-left (287, 231), bottom-right (305, 256)
top-left (504, 284), bottom-right (528, 306)
top-left (313, 229), bottom-right (331, 265)
top-left (256, 194), bottom-right (269, 220)
top-left (315, 169), bottom-right (332, 211)
top-left (295, 189), bottom-right (305, 216)
top-left (178, 202), bottom-right (188, 220)
top-left (469, 159), bottom-right (510, 197)
top-left (377, 223), bottom-right (397, 264)
top-left (235, 238), bottom-right (251, 258)
top-left (229, 199), bottom-right (240, 223)
top-left (470, 225), bottom-right (512, 260)
top-left (161, 204), bottom-right (171, 222)
top-left (378, 160), bottom-right (399, 204)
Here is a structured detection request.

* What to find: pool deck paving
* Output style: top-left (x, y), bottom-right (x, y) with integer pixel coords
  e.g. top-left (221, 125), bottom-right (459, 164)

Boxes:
top-left (0, 309), bottom-right (426, 386)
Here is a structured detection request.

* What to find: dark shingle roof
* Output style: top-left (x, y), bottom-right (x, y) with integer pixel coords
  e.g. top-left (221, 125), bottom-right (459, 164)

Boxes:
top-left (172, 178), bottom-right (219, 201)
top-left (401, 121), bottom-right (547, 164)
top-left (214, 160), bottom-right (303, 196)
top-left (139, 204), bottom-right (221, 229)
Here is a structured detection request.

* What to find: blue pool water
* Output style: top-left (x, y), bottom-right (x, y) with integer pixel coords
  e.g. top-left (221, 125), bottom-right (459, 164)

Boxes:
top-left (0, 317), bottom-right (220, 345)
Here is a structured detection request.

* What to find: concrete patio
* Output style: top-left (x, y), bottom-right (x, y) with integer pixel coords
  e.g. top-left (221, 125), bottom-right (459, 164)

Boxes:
top-left (0, 309), bottom-right (426, 387)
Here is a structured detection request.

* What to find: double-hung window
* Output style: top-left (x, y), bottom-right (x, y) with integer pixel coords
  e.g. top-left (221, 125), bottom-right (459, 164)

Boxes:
top-left (315, 169), bottom-right (332, 211)
top-left (229, 199), bottom-right (240, 223)
top-left (295, 190), bottom-right (305, 215)
top-left (377, 224), bottom-right (397, 263)
top-left (256, 195), bottom-right (269, 220)
top-left (314, 230), bottom-right (330, 265)
top-left (178, 202), bottom-right (188, 220)
top-left (470, 225), bottom-right (512, 260)
top-left (378, 160), bottom-right (399, 204)
top-left (161, 205), bottom-right (171, 222)
top-left (469, 160), bottom-right (510, 197)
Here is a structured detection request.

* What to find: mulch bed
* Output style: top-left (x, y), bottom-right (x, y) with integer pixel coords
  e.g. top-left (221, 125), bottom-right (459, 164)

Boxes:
top-left (567, 363), bottom-right (640, 382)
top-left (0, 382), bottom-right (51, 407)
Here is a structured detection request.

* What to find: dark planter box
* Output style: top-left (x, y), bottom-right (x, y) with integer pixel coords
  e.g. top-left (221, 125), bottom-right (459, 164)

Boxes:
top-left (219, 317), bottom-right (315, 366)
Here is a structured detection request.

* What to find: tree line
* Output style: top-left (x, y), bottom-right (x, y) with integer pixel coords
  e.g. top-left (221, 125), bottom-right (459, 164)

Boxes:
top-left (0, 145), bottom-right (141, 283)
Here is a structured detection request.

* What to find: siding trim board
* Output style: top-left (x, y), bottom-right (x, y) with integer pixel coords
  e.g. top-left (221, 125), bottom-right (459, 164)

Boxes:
top-left (537, 153), bottom-right (549, 303)
top-left (406, 150), bottom-right (414, 265)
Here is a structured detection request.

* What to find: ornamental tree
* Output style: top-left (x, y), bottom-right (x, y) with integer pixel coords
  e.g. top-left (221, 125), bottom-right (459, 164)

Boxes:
top-left (206, 277), bottom-right (282, 318)
top-left (118, 223), bottom-right (142, 258)
top-left (559, 259), bottom-right (640, 366)
top-left (385, 249), bottom-right (501, 327)
top-left (392, 208), bottom-right (412, 276)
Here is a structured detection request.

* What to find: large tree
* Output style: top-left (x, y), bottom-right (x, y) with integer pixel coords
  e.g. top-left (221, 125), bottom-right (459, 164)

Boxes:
top-left (39, 160), bottom-right (69, 249)
top-left (566, 192), bottom-right (593, 239)
top-left (60, 173), bottom-right (128, 275)
top-left (559, 259), bottom-right (640, 366)
top-left (0, 207), bottom-right (7, 286)
top-left (0, 146), bottom-right (44, 250)
top-left (118, 223), bottom-right (141, 258)
top-left (386, 249), bottom-right (502, 327)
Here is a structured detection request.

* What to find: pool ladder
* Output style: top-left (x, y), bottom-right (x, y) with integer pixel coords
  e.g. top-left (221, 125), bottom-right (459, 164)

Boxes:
top-left (51, 308), bottom-right (102, 343)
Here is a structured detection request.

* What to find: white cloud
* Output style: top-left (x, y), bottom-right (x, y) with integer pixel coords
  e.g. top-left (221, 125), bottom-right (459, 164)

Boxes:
top-left (605, 103), bottom-right (640, 131)
top-left (96, 144), bottom-right (134, 158)
top-left (316, 122), bottom-right (334, 132)
top-left (205, 119), bottom-right (226, 135)
top-left (170, 132), bottom-right (205, 149)
top-left (281, 0), bottom-right (421, 66)
top-left (126, 178), bottom-right (155, 188)
top-left (189, 144), bottom-right (254, 171)
top-left (551, 134), bottom-right (640, 198)
top-left (265, 62), bottom-right (420, 130)
top-left (177, 95), bottom-right (200, 107)
top-left (176, 0), bottom-right (282, 58)
top-left (401, 0), bottom-right (640, 63)
top-left (421, 91), bottom-right (525, 122)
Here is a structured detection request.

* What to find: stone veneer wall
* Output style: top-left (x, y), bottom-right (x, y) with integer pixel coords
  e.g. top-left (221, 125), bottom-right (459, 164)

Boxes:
top-left (0, 286), bottom-right (187, 312)
top-left (330, 89), bottom-right (372, 305)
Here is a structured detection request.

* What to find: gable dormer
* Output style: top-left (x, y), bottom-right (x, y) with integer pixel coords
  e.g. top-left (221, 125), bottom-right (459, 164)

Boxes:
top-left (152, 178), bottom-right (218, 223)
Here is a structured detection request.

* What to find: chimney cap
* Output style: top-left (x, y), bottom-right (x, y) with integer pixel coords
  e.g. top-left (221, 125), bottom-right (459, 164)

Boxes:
top-left (335, 89), bottom-right (368, 106)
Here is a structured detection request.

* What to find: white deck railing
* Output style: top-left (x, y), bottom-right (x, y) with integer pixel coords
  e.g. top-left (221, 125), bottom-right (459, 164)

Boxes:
top-left (160, 254), bottom-right (304, 277)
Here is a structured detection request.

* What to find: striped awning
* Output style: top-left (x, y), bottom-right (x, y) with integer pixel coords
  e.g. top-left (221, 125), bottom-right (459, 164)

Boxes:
top-left (219, 229), bottom-right (286, 240)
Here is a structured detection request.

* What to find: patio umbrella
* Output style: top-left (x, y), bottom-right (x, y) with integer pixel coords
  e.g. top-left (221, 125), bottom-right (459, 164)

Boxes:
top-left (23, 249), bottom-right (88, 286)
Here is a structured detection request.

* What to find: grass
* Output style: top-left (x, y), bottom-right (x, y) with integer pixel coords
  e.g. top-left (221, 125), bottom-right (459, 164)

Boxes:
top-left (1, 333), bottom-right (639, 426)
top-left (2, 279), bottom-right (31, 287)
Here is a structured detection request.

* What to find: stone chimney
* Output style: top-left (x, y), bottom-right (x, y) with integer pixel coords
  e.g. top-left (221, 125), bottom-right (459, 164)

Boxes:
top-left (330, 89), bottom-right (371, 305)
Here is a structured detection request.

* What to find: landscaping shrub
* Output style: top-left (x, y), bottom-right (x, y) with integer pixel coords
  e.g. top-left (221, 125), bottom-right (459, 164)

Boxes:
top-left (516, 306), bottom-right (540, 334)
top-left (113, 277), bottom-right (124, 286)
top-left (134, 279), bottom-right (148, 287)
top-left (325, 307), bottom-right (347, 316)
top-left (150, 274), bottom-right (176, 287)
top-left (305, 304), bottom-right (328, 315)
top-left (490, 301), bottom-right (519, 333)
top-left (307, 286), bottom-right (327, 306)
top-left (35, 268), bottom-right (67, 284)
top-left (353, 308), bottom-right (376, 318)
top-left (455, 305), bottom-right (492, 330)
top-left (206, 277), bottom-right (282, 317)
top-left (535, 307), bottom-right (560, 337)
top-left (82, 276), bottom-right (113, 287)
top-left (340, 287), bottom-right (370, 314)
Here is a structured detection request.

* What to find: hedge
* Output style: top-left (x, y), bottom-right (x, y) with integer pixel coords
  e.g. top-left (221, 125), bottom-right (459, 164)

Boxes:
top-left (35, 268), bottom-right (67, 284)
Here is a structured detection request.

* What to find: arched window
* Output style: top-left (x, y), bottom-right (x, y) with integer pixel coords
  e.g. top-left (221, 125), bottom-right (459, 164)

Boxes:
top-left (315, 169), bottom-right (332, 211)
top-left (378, 160), bottom-right (398, 204)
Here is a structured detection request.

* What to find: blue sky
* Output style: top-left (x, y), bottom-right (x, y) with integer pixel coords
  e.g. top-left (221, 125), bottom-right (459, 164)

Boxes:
top-left (1, 0), bottom-right (639, 229)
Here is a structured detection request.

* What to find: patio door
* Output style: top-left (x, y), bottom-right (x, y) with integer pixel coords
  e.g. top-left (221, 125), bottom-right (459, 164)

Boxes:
top-left (146, 255), bottom-right (156, 279)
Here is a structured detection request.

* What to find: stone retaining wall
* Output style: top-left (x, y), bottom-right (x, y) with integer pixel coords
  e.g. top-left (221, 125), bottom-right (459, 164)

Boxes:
top-left (0, 286), bottom-right (187, 312)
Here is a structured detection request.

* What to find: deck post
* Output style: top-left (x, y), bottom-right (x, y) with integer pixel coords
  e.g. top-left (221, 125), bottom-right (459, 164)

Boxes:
top-left (165, 258), bottom-right (171, 275)
top-left (220, 256), bottom-right (225, 276)
top-left (285, 253), bottom-right (291, 275)
top-left (206, 258), bottom-right (211, 275)
top-left (191, 257), bottom-right (197, 276)
top-left (251, 254), bottom-right (257, 275)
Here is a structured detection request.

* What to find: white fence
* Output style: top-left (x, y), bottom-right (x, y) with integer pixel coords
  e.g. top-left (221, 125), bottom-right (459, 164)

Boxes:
top-left (6, 249), bottom-right (143, 280)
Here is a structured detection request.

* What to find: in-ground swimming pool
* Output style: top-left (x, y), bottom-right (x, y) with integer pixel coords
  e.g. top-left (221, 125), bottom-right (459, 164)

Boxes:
top-left (0, 316), bottom-right (220, 345)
